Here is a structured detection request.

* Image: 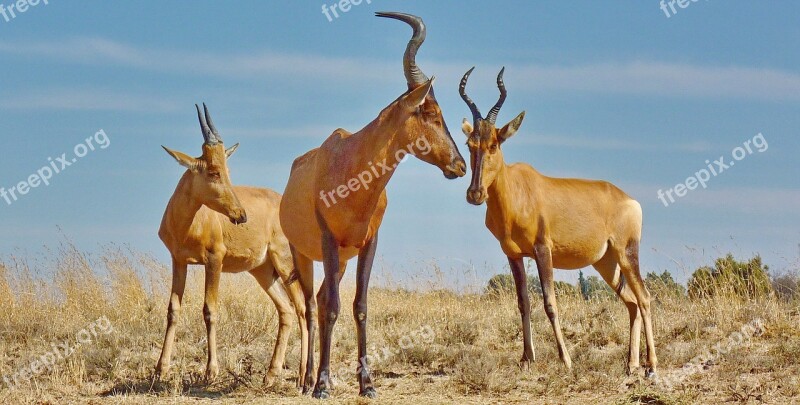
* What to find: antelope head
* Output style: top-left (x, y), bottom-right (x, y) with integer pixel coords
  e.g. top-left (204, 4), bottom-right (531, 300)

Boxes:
top-left (376, 11), bottom-right (466, 179)
top-left (460, 68), bottom-right (526, 205)
top-left (162, 104), bottom-right (248, 224)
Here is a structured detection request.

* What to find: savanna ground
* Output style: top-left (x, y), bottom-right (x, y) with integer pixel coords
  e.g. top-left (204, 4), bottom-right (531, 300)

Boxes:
top-left (0, 244), bottom-right (798, 404)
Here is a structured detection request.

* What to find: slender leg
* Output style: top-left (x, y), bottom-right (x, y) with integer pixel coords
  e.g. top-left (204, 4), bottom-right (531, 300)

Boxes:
top-left (269, 236), bottom-right (309, 389)
top-left (281, 280), bottom-right (309, 389)
top-left (203, 254), bottom-right (223, 382)
top-left (250, 265), bottom-right (293, 386)
top-left (155, 258), bottom-right (187, 379)
top-left (313, 214), bottom-right (341, 399)
top-left (619, 240), bottom-right (657, 376)
top-left (593, 251), bottom-right (642, 374)
top-left (354, 234), bottom-right (378, 398)
top-left (292, 248), bottom-right (317, 395)
top-left (508, 256), bottom-right (536, 369)
top-left (533, 245), bottom-right (572, 369)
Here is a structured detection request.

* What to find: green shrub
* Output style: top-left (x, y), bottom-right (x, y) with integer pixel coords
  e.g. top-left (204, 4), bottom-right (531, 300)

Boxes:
top-left (772, 272), bottom-right (800, 300)
top-left (645, 270), bottom-right (686, 298)
top-left (485, 259), bottom-right (543, 296)
top-left (688, 254), bottom-right (772, 299)
top-left (485, 273), bottom-right (542, 296)
top-left (579, 272), bottom-right (614, 300)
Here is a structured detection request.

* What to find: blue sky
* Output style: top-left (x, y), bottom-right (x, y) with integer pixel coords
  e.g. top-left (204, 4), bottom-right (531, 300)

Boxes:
top-left (0, 0), bottom-right (798, 288)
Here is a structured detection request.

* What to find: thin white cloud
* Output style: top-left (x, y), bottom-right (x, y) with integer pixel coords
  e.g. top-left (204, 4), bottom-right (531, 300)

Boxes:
top-left (0, 89), bottom-right (181, 112)
top-left (0, 37), bottom-right (393, 82)
top-left (509, 62), bottom-right (800, 101)
top-left (225, 125), bottom-right (343, 139)
top-left (2, 38), bottom-right (799, 102)
top-left (676, 187), bottom-right (800, 215)
top-left (623, 184), bottom-right (800, 215)
top-left (517, 132), bottom-right (715, 152)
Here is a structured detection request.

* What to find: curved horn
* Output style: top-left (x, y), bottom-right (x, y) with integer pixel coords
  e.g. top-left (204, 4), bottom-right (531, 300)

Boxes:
top-left (376, 12), bottom-right (429, 87)
top-left (459, 67), bottom-right (482, 124)
top-left (486, 67), bottom-right (507, 124)
top-left (196, 104), bottom-right (216, 145)
top-left (203, 103), bottom-right (222, 143)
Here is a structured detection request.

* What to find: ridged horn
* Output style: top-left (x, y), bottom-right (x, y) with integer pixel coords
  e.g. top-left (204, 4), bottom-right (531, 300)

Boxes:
top-left (376, 12), bottom-right (429, 87)
top-left (203, 103), bottom-right (222, 143)
top-left (486, 67), bottom-right (507, 124)
top-left (196, 104), bottom-right (216, 145)
top-left (459, 67), bottom-right (482, 124)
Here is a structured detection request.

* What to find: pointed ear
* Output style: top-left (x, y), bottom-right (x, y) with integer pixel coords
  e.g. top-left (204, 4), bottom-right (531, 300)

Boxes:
top-left (225, 143), bottom-right (240, 159)
top-left (162, 146), bottom-right (199, 170)
top-left (497, 111), bottom-right (526, 144)
top-left (461, 119), bottom-right (474, 137)
top-left (401, 77), bottom-right (435, 112)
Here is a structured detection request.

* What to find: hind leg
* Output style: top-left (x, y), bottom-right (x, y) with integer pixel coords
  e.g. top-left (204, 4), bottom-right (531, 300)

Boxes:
top-left (268, 235), bottom-right (309, 389)
top-left (617, 240), bottom-right (657, 376)
top-left (593, 249), bottom-right (642, 374)
top-left (291, 248), bottom-right (317, 395)
top-left (250, 264), bottom-right (294, 386)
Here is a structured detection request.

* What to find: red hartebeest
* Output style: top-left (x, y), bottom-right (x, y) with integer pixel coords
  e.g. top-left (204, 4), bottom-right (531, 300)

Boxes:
top-left (156, 104), bottom-right (309, 387)
top-left (459, 69), bottom-right (657, 377)
top-left (280, 12), bottom-right (467, 398)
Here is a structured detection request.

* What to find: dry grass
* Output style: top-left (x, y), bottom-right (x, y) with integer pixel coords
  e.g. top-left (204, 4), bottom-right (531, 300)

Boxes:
top-left (0, 245), bottom-right (798, 404)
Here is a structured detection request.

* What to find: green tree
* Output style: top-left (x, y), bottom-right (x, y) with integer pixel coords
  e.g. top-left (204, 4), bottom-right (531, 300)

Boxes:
top-left (772, 272), bottom-right (800, 300)
top-left (554, 280), bottom-right (580, 297)
top-left (688, 254), bottom-right (772, 299)
top-left (645, 270), bottom-right (686, 298)
top-left (486, 273), bottom-right (543, 296)
top-left (583, 275), bottom-right (614, 299)
top-left (578, 271), bottom-right (589, 300)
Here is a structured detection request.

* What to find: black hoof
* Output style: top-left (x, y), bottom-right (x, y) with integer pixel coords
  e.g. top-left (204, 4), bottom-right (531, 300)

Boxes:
top-left (360, 387), bottom-right (378, 398)
top-left (312, 388), bottom-right (330, 399)
top-left (645, 368), bottom-right (657, 379)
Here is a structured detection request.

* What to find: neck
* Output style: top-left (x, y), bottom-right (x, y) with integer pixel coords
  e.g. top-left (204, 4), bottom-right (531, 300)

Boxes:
top-left (339, 103), bottom-right (411, 209)
top-left (485, 158), bottom-right (514, 225)
top-left (162, 172), bottom-right (204, 238)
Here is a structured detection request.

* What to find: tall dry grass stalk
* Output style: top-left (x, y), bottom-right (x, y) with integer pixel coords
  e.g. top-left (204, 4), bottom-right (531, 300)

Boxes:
top-left (0, 246), bottom-right (797, 404)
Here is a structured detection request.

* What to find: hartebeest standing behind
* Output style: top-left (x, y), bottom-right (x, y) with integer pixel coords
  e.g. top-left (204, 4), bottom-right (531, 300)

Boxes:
top-left (459, 69), bottom-right (657, 376)
top-left (156, 104), bottom-right (309, 387)
top-left (280, 12), bottom-right (466, 398)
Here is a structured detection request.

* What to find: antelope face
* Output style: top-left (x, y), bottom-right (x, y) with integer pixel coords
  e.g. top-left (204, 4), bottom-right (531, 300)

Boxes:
top-left (400, 80), bottom-right (467, 179)
top-left (463, 117), bottom-right (524, 205)
top-left (460, 68), bottom-right (525, 206)
top-left (162, 104), bottom-right (248, 225)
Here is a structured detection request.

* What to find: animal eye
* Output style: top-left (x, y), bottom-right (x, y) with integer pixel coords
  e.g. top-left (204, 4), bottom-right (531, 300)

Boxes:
top-left (208, 171), bottom-right (221, 179)
top-left (489, 144), bottom-right (498, 153)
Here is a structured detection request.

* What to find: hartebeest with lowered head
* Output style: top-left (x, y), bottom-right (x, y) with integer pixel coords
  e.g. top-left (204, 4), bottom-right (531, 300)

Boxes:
top-left (459, 69), bottom-right (657, 376)
top-left (156, 104), bottom-right (309, 387)
top-left (280, 12), bottom-right (466, 398)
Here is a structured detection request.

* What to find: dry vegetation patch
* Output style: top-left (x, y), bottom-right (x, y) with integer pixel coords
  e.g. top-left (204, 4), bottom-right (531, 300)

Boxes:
top-left (0, 247), bottom-right (797, 404)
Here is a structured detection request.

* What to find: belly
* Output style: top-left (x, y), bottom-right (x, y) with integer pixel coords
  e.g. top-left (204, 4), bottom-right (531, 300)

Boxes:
top-left (491, 220), bottom-right (610, 270)
top-left (280, 161), bottom-right (364, 262)
top-left (550, 236), bottom-right (609, 270)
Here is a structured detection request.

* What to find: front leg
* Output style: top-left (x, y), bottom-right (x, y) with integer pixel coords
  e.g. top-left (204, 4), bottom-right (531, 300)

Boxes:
top-left (533, 244), bottom-right (572, 369)
top-left (508, 256), bottom-right (535, 369)
top-left (155, 258), bottom-right (187, 379)
top-left (313, 213), bottom-right (341, 399)
top-left (203, 254), bottom-right (223, 382)
top-left (354, 233), bottom-right (378, 398)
